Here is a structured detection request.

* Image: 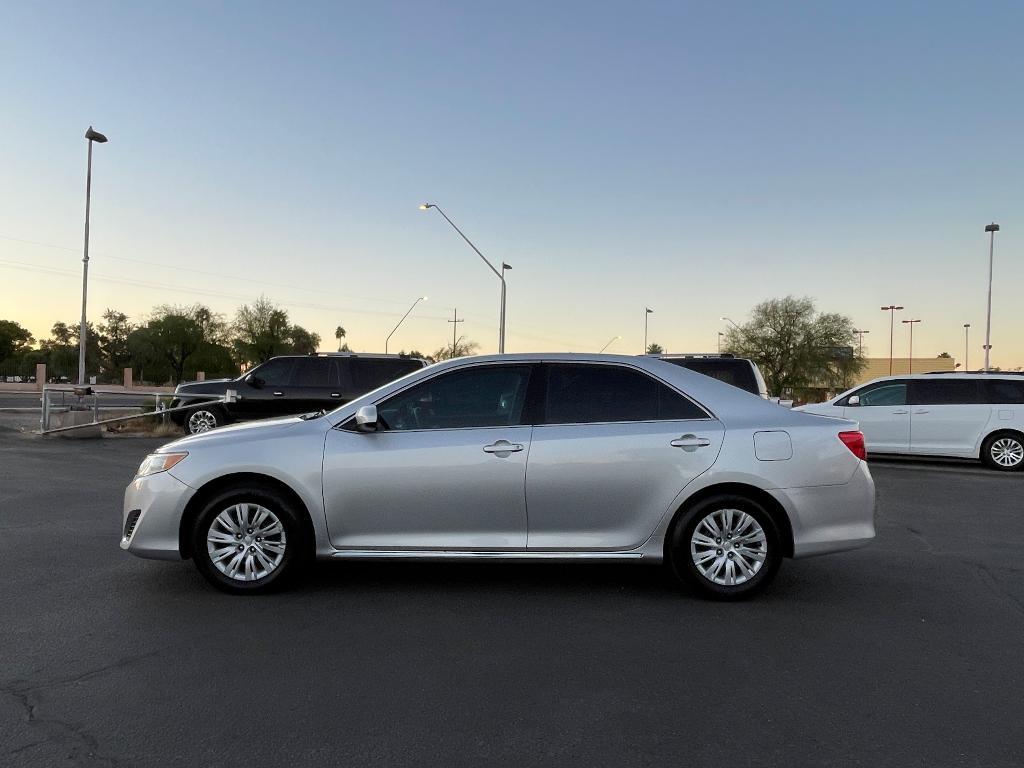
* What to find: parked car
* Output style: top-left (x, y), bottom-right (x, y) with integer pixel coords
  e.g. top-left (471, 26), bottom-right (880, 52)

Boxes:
top-left (655, 354), bottom-right (770, 399)
top-left (795, 373), bottom-right (1024, 471)
top-left (123, 353), bottom-right (875, 598)
top-left (171, 353), bottom-right (427, 434)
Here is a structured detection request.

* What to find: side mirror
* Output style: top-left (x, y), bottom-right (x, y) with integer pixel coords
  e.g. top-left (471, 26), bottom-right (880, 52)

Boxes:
top-left (354, 405), bottom-right (379, 432)
top-left (847, 395), bottom-right (860, 407)
top-left (245, 374), bottom-right (264, 389)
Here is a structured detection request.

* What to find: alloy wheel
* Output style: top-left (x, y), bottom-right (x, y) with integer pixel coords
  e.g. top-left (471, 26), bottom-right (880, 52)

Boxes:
top-left (990, 437), bottom-right (1024, 468)
top-left (187, 410), bottom-right (218, 433)
top-left (690, 508), bottom-right (767, 586)
top-left (207, 503), bottom-right (287, 582)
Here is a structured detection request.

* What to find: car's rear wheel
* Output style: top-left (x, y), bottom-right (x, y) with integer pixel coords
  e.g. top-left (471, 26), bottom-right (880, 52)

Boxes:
top-left (191, 486), bottom-right (308, 594)
top-left (668, 494), bottom-right (782, 600)
top-left (981, 432), bottom-right (1024, 471)
top-left (184, 406), bottom-right (226, 434)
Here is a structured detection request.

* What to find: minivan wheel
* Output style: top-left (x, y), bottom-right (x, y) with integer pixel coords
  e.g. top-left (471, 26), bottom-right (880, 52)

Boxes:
top-left (668, 494), bottom-right (782, 600)
top-left (981, 432), bottom-right (1024, 471)
top-left (184, 406), bottom-right (225, 434)
top-left (191, 486), bottom-right (308, 594)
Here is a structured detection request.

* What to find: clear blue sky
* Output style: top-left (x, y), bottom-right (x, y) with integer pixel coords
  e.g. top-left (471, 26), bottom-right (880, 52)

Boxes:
top-left (2, 1), bottom-right (1022, 365)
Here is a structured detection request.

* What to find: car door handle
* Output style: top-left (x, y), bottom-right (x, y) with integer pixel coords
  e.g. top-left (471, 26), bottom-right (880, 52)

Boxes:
top-left (272, 391), bottom-right (285, 397)
top-left (892, 409), bottom-right (909, 415)
top-left (482, 440), bottom-right (524, 454)
top-left (330, 393), bottom-right (342, 398)
top-left (671, 435), bottom-right (712, 449)
top-left (913, 409), bottom-right (929, 414)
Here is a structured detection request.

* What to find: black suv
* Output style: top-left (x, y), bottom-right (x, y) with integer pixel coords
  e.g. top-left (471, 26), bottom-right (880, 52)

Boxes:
top-left (654, 354), bottom-right (769, 398)
top-left (171, 353), bottom-right (428, 434)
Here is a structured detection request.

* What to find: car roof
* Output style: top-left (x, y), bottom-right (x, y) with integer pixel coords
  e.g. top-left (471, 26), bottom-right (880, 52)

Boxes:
top-left (856, 373), bottom-right (1023, 383)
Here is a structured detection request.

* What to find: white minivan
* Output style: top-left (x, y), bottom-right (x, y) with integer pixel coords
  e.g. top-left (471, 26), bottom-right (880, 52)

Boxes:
top-left (796, 374), bottom-right (1024, 471)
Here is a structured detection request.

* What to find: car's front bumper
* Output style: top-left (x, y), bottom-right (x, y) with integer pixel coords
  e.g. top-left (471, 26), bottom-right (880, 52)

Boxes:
top-left (771, 460), bottom-right (876, 557)
top-left (121, 470), bottom-right (195, 560)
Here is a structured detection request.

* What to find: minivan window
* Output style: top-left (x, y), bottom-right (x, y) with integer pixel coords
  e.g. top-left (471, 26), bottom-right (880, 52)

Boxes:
top-left (848, 382), bottom-right (907, 407)
top-left (984, 379), bottom-right (1024, 404)
top-left (352, 359), bottom-right (424, 392)
top-left (912, 379), bottom-right (984, 405)
top-left (663, 359), bottom-right (758, 394)
top-left (378, 365), bottom-right (531, 430)
top-left (545, 364), bottom-right (705, 424)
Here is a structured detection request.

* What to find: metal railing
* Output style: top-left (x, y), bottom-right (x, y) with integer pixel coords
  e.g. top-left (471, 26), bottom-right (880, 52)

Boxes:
top-left (39, 386), bottom-right (237, 434)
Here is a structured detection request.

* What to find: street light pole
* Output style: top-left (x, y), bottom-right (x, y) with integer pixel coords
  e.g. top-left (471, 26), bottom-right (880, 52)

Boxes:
top-left (964, 323), bottom-right (971, 371)
top-left (984, 223), bottom-right (1000, 371)
top-left (644, 308), bottom-right (653, 352)
top-left (79, 126), bottom-right (108, 385)
top-left (384, 296), bottom-right (427, 354)
top-left (881, 305), bottom-right (904, 375)
top-left (853, 329), bottom-right (870, 357)
top-left (902, 319), bottom-right (921, 373)
top-left (420, 203), bottom-right (508, 354)
top-left (600, 335), bottom-right (621, 353)
top-left (720, 316), bottom-right (740, 330)
top-left (718, 332), bottom-right (724, 354)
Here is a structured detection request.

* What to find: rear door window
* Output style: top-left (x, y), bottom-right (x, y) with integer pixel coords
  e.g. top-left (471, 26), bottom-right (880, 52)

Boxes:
top-left (291, 358), bottom-right (331, 387)
top-left (911, 379), bottom-right (984, 405)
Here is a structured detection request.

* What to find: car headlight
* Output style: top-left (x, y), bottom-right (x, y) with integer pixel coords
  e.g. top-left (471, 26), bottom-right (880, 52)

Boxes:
top-left (136, 452), bottom-right (189, 477)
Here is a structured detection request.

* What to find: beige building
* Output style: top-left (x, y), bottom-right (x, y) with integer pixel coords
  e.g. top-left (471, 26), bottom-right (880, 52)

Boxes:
top-left (852, 357), bottom-right (957, 386)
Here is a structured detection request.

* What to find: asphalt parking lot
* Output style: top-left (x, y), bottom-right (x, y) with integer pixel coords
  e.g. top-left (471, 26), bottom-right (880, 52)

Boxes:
top-left (1, 432), bottom-right (1023, 767)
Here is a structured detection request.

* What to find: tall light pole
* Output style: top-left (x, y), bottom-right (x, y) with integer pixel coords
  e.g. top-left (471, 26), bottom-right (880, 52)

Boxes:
top-left (902, 319), bottom-right (921, 373)
top-left (881, 305), bottom-right (904, 375)
top-left (853, 329), bottom-right (870, 357)
top-left (717, 331), bottom-right (724, 353)
top-left (643, 308), bottom-right (653, 352)
top-left (963, 323), bottom-right (971, 371)
top-left (384, 296), bottom-right (427, 354)
top-left (984, 223), bottom-right (1000, 371)
top-left (420, 203), bottom-right (508, 354)
top-left (79, 126), bottom-right (108, 385)
top-left (600, 335), bottom-right (621, 353)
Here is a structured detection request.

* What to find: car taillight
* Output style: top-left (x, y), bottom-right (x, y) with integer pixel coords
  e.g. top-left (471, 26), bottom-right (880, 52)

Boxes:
top-left (838, 431), bottom-right (866, 461)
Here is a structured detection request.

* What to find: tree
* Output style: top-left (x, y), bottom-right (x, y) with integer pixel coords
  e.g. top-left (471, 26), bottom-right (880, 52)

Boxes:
top-left (128, 304), bottom-right (234, 384)
top-left (98, 309), bottom-right (134, 378)
top-left (646, 342), bottom-right (664, 354)
top-left (401, 349), bottom-right (433, 363)
top-left (722, 296), bottom-right (865, 396)
top-left (0, 320), bottom-right (33, 361)
top-left (232, 296), bottom-right (321, 365)
top-left (432, 338), bottom-right (480, 361)
top-left (937, 352), bottom-right (952, 359)
top-left (40, 321), bottom-right (99, 379)
top-left (335, 325), bottom-right (346, 352)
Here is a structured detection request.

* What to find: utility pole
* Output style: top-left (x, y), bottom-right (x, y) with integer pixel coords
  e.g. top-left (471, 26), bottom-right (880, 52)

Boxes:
top-left (983, 223), bottom-right (1000, 371)
top-left (447, 308), bottom-right (465, 358)
top-left (881, 305), bottom-right (904, 375)
top-left (902, 319), bottom-right (921, 373)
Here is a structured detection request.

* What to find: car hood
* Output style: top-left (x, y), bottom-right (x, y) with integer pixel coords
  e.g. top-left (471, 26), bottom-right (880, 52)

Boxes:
top-left (158, 415), bottom-right (311, 451)
top-left (175, 379), bottom-right (237, 394)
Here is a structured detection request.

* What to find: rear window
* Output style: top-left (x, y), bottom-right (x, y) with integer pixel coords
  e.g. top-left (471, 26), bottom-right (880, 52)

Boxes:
top-left (984, 379), bottom-right (1024, 404)
top-left (350, 359), bottom-right (424, 393)
top-left (662, 359), bottom-right (759, 395)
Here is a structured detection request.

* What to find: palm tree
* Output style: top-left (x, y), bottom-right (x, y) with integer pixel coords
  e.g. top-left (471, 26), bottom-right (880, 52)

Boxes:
top-left (334, 325), bottom-right (346, 352)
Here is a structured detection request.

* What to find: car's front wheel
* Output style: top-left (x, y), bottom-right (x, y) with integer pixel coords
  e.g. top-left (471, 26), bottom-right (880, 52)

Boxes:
top-left (184, 406), bottom-right (227, 434)
top-left (981, 431), bottom-right (1024, 471)
top-left (191, 485), bottom-right (309, 594)
top-left (668, 494), bottom-right (782, 600)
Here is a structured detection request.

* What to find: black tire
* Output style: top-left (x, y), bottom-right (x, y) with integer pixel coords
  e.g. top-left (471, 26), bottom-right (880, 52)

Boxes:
top-left (667, 494), bottom-right (782, 601)
top-left (183, 405), bottom-right (228, 435)
top-left (191, 484), bottom-right (310, 594)
top-left (981, 431), bottom-right (1024, 472)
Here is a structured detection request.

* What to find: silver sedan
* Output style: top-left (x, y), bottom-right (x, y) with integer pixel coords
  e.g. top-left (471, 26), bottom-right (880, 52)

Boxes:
top-left (121, 354), bottom-right (875, 599)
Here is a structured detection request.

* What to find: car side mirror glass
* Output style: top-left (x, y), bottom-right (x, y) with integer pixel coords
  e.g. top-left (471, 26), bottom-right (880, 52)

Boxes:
top-left (245, 374), bottom-right (264, 389)
top-left (355, 405), bottom-right (378, 432)
top-left (847, 395), bottom-right (860, 406)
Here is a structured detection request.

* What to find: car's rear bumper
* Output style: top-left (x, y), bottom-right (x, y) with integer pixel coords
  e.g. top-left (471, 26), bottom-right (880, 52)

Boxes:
top-left (121, 470), bottom-right (195, 560)
top-left (770, 461), bottom-right (876, 558)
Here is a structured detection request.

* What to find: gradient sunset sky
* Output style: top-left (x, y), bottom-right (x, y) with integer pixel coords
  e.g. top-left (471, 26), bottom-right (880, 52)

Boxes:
top-left (2, 1), bottom-right (1022, 366)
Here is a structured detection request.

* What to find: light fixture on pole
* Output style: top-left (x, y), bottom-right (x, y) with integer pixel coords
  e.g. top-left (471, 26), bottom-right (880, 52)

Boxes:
top-left (599, 335), bottom-right (621, 353)
top-left (79, 126), bottom-right (108, 385)
top-left (881, 305), bottom-right (904, 375)
top-left (853, 329), bottom-right (870, 357)
top-left (420, 203), bottom-right (508, 354)
top-left (902, 319), bottom-right (921, 373)
top-left (384, 296), bottom-right (427, 354)
top-left (643, 308), bottom-right (653, 352)
top-left (963, 323), bottom-right (971, 371)
top-left (720, 316), bottom-right (740, 330)
top-left (983, 223), bottom-right (1000, 371)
